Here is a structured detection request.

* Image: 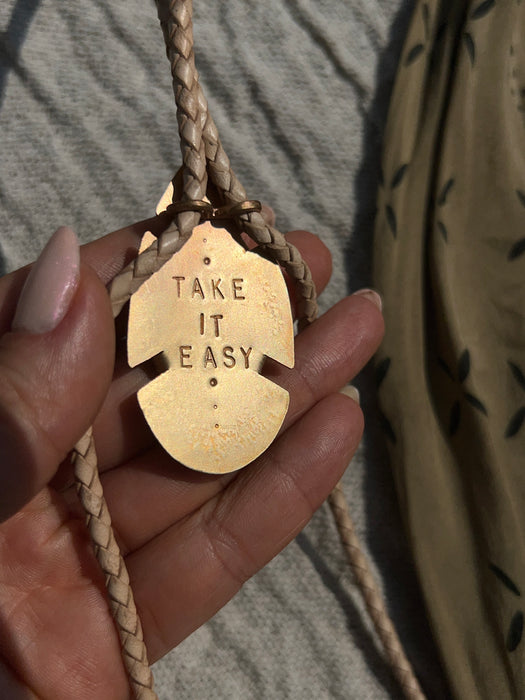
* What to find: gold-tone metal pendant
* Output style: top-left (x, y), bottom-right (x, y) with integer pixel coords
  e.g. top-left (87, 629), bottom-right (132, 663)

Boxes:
top-left (128, 221), bottom-right (294, 474)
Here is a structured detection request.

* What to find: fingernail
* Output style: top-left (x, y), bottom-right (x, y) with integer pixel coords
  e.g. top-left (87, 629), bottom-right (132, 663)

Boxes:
top-left (261, 203), bottom-right (276, 227)
top-left (352, 288), bottom-right (382, 312)
top-left (340, 384), bottom-right (360, 404)
top-left (12, 226), bottom-right (80, 334)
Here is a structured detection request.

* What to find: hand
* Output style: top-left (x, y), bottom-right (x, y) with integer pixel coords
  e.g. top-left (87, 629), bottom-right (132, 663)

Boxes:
top-left (0, 217), bottom-right (383, 699)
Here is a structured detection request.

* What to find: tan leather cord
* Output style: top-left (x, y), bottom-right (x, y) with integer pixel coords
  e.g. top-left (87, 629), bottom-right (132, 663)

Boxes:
top-left (156, 3), bottom-right (317, 324)
top-left (74, 431), bottom-right (156, 699)
top-left (71, 2), bottom-right (316, 698)
top-left (70, 1), bottom-right (423, 698)
top-left (108, 230), bottom-right (187, 319)
top-left (156, 0), bottom-right (207, 243)
top-left (198, 107), bottom-right (317, 324)
top-left (328, 482), bottom-right (425, 700)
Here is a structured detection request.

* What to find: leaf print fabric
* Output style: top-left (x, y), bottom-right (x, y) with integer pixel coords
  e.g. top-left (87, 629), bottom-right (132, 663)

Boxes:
top-left (374, 1), bottom-right (525, 698)
top-left (506, 362), bottom-right (525, 437)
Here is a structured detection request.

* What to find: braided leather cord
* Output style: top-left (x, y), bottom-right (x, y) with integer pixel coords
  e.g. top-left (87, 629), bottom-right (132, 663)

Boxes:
top-left (74, 431), bottom-right (156, 699)
top-left (200, 110), bottom-right (317, 324)
top-left (328, 482), bottom-right (425, 700)
top-left (73, 3), bottom-right (209, 698)
top-left (192, 25), bottom-right (424, 700)
top-left (71, 1), bottom-right (423, 698)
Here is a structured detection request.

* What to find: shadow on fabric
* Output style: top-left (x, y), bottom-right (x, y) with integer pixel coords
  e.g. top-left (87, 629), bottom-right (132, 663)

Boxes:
top-left (295, 530), bottom-right (402, 698)
top-left (0, 0), bottom-right (42, 109)
top-left (345, 1), bottom-right (452, 698)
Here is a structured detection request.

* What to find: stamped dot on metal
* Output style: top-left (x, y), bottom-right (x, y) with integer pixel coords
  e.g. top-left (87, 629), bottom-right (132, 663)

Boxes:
top-left (128, 222), bottom-right (295, 474)
top-left (215, 423), bottom-right (219, 429)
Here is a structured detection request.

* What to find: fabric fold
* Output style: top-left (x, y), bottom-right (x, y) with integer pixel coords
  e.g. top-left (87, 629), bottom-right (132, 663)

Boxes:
top-left (374, 1), bottom-right (525, 697)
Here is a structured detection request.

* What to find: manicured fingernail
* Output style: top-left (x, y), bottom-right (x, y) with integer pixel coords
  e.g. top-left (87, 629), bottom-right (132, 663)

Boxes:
top-left (261, 203), bottom-right (276, 227)
top-left (340, 384), bottom-right (360, 404)
top-left (352, 288), bottom-right (382, 312)
top-left (12, 226), bottom-right (80, 334)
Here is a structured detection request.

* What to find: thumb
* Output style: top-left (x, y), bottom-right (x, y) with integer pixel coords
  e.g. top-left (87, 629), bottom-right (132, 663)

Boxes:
top-left (0, 226), bottom-right (115, 521)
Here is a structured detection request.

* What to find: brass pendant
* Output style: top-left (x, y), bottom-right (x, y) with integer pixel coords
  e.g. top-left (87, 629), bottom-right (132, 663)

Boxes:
top-left (127, 221), bottom-right (294, 474)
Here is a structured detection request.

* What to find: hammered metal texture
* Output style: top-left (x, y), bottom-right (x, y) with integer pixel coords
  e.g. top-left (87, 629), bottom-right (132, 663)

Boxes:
top-left (128, 222), bottom-right (294, 473)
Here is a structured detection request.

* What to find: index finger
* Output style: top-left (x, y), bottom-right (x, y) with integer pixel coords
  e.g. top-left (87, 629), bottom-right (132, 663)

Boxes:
top-left (0, 216), bottom-right (332, 333)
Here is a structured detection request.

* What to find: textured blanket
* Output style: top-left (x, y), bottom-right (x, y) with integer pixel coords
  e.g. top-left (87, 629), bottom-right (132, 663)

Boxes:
top-left (0, 1), bottom-right (447, 697)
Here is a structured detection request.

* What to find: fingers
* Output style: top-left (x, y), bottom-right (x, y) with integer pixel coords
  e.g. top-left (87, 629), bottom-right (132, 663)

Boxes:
top-left (0, 228), bottom-right (114, 521)
top-left (285, 229), bottom-right (332, 293)
top-left (0, 215), bottom-right (170, 335)
top-left (281, 230), bottom-right (332, 317)
top-left (127, 393), bottom-right (363, 661)
top-left (89, 228), bottom-right (334, 471)
top-left (99, 291), bottom-right (381, 474)
top-left (0, 216), bottom-right (331, 334)
top-left (77, 292), bottom-right (383, 555)
top-left (0, 219), bottom-right (334, 495)
top-left (79, 212), bottom-right (174, 286)
top-left (269, 292), bottom-right (383, 430)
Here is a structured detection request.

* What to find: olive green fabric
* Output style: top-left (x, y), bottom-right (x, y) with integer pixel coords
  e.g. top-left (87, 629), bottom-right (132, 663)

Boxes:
top-left (374, 1), bottom-right (525, 698)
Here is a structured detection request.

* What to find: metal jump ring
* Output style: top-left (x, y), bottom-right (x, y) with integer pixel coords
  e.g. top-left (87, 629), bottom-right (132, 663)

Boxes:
top-left (212, 200), bottom-right (262, 219)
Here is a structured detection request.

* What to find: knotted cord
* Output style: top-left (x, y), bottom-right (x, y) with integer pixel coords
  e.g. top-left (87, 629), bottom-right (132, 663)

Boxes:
top-left (72, 2), bottom-right (424, 698)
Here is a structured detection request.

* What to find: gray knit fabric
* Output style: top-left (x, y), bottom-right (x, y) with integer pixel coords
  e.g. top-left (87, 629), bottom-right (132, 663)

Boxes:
top-left (0, 1), bottom-right (447, 697)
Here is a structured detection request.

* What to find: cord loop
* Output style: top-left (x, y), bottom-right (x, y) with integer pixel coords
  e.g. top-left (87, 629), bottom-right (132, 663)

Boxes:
top-left (166, 199), bottom-right (262, 223)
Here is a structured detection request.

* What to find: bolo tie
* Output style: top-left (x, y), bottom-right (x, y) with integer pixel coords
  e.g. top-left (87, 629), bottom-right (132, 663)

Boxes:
top-left (70, 2), bottom-right (425, 698)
